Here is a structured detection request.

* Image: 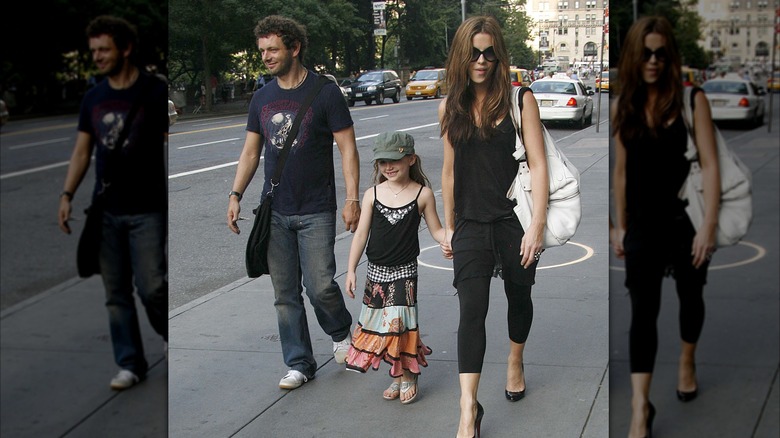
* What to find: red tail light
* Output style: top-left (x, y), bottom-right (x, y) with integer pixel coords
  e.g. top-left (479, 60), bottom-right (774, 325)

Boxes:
top-left (566, 97), bottom-right (577, 107)
top-left (738, 97), bottom-right (749, 107)
top-left (511, 81), bottom-right (520, 86)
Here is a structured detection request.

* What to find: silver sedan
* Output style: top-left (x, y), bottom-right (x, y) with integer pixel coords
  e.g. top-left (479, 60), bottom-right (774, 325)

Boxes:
top-left (529, 77), bottom-right (595, 129)
top-left (701, 77), bottom-right (766, 127)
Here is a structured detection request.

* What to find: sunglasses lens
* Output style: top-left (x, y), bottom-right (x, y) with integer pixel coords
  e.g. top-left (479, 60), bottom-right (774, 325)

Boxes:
top-left (471, 46), bottom-right (497, 62)
top-left (644, 48), bottom-right (667, 62)
top-left (471, 47), bottom-right (481, 62)
top-left (483, 47), bottom-right (497, 62)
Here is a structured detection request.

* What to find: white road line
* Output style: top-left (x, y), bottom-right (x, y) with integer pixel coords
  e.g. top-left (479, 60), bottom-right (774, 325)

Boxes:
top-left (169, 161), bottom-right (241, 179)
top-left (0, 161), bottom-right (71, 180)
top-left (177, 138), bottom-right (241, 150)
top-left (8, 137), bottom-right (71, 150)
top-left (416, 240), bottom-right (595, 271)
top-left (359, 115), bottom-right (390, 121)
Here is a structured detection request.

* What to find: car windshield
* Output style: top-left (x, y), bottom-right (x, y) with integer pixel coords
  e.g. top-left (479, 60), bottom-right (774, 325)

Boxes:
top-left (357, 72), bottom-right (383, 82)
top-left (530, 81), bottom-right (577, 95)
top-left (412, 71), bottom-right (438, 81)
top-left (702, 81), bottom-right (748, 95)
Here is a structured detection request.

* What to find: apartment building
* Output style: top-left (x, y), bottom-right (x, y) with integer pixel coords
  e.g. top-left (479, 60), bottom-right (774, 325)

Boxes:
top-left (698, 0), bottom-right (778, 68)
top-left (522, 0), bottom-right (610, 70)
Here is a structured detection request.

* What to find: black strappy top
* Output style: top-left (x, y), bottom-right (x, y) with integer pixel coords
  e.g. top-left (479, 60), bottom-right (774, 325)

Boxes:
top-left (365, 185), bottom-right (424, 266)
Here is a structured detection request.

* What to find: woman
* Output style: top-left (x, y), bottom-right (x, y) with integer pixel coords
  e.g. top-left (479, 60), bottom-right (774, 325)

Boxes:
top-left (439, 16), bottom-right (548, 438)
top-left (612, 16), bottom-right (720, 438)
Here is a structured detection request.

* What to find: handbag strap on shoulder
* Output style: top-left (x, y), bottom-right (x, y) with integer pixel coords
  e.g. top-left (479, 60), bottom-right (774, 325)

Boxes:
top-left (268, 74), bottom-right (330, 195)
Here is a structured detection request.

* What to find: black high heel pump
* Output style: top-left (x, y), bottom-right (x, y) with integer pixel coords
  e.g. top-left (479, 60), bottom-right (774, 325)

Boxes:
top-left (473, 402), bottom-right (484, 438)
top-left (505, 363), bottom-right (526, 401)
top-left (643, 402), bottom-right (656, 438)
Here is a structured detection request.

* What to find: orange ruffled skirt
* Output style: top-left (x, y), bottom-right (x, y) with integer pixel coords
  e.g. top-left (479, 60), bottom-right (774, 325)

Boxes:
top-left (345, 269), bottom-right (431, 377)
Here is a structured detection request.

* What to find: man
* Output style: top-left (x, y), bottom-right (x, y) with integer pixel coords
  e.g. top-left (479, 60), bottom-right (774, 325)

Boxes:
top-left (227, 15), bottom-right (360, 390)
top-left (58, 15), bottom-right (168, 390)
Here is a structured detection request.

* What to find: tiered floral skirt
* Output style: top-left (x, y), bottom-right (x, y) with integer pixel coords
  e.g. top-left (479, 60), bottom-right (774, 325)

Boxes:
top-left (345, 261), bottom-right (432, 377)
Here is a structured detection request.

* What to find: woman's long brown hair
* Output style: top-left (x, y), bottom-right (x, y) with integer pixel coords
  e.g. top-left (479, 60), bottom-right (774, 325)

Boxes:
top-left (441, 15), bottom-right (511, 146)
top-left (613, 16), bottom-right (683, 144)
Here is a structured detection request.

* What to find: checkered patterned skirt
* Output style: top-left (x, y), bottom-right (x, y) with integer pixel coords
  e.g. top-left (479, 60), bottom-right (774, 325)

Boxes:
top-left (345, 260), bottom-right (432, 377)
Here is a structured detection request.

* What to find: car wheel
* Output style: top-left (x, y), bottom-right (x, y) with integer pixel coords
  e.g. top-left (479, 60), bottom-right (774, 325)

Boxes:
top-left (392, 88), bottom-right (400, 103)
top-left (406, 95), bottom-right (413, 101)
top-left (579, 112), bottom-right (586, 129)
top-left (376, 93), bottom-right (384, 105)
top-left (435, 88), bottom-right (441, 99)
top-left (348, 99), bottom-right (354, 107)
top-left (365, 98), bottom-right (373, 105)
top-left (586, 107), bottom-right (593, 125)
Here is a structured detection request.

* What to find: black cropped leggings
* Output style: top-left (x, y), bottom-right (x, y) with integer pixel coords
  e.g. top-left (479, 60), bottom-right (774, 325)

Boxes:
top-left (625, 219), bottom-right (708, 374)
top-left (457, 276), bottom-right (533, 373)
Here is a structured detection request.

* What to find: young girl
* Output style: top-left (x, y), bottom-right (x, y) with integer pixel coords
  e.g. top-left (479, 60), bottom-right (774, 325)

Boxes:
top-left (344, 131), bottom-right (447, 405)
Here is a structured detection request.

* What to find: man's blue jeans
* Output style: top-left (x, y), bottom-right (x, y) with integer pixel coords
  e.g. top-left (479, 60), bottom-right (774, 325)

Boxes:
top-left (268, 211), bottom-right (352, 378)
top-left (99, 211), bottom-right (168, 377)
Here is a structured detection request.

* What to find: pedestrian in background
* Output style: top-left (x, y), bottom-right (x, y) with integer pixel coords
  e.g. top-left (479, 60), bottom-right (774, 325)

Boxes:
top-left (58, 15), bottom-right (169, 391)
top-left (612, 15), bottom-right (720, 438)
top-left (343, 131), bottom-right (448, 405)
top-left (439, 15), bottom-right (548, 438)
top-left (227, 15), bottom-right (360, 390)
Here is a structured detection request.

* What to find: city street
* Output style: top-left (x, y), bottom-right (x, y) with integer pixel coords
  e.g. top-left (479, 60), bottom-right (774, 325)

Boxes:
top-left (166, 87), bottom-right (611, 310)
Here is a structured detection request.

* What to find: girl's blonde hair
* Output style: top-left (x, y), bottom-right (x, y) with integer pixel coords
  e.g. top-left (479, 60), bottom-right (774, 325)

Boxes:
top-left (372, 154), bottom-right (431, 188)
top-left (440, 15), bottom-right (512, 146)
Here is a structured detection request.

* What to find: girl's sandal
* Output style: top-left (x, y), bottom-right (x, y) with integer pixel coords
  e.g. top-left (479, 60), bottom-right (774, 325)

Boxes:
top-left (400, 375), bottom-right (419, 405)
top-left (383, 382), bottom-right (400, 400)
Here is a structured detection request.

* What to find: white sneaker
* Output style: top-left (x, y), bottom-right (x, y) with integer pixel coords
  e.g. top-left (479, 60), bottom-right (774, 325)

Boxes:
top-left (333, 333), bottom-right (352, 364)
top-left (110, 369), bottom-right (140, 390)
top-left (279, 370), bottom-right (308, 389)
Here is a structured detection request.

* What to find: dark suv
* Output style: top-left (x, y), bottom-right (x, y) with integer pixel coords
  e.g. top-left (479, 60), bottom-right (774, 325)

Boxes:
top-left (345, 70), bottom-right (402, 106)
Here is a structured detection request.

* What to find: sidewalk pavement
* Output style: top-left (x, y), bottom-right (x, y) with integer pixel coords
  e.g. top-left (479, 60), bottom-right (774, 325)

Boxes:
top-left (1, 277), bottom-right (167, 437)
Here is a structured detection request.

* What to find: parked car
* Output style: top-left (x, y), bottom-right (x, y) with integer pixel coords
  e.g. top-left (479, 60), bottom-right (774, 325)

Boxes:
top-left (529, 76), bottom-right (595, 128)
top-left (405, 68), bottom-right (447, 100)
top-left (345, 70), bottom-right (402, 106)
top-left (323, 74), bottom-right (349, 105)
top-left (0, 99), bottom-right (8, 128)
top-left (768, 70), bottom-right (780, 93)
top-left (701, 76), bottom-right (766, 127)
top-left (595, 70), bottom-right (609, 92)
top-left (168, 99), bottom-right (178, 126)
top-left (509, 67), bottom-right (532, 87)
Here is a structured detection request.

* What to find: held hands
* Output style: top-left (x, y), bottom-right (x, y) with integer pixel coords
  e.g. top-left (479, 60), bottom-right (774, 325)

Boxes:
top-left (440, 229), bottom-right (454, 260)
top-left (520, 222), bottom-right (545, 269)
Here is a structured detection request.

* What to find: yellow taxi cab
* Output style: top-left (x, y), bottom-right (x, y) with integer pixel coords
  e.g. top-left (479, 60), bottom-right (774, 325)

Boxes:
top-left (768, 70), bottom-right (780, 93)
top-left (510, 67), bottom-right (532, 87)
top-left (595, 70), bottom-right (610, 92)
top-left (681, 66), bottom-right (704, 87)
top-left (405, 68), bottom-right (447, 100)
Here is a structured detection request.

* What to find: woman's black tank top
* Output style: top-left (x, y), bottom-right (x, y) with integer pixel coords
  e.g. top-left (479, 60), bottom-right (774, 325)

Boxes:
top-left (453, 116), bottom-right (518, 222)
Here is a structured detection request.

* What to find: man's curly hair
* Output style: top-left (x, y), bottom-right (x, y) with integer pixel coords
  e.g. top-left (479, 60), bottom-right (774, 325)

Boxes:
top-left (254, 15), bottom-right (308, 64)
top-left (86, 15), bottom-right (138, 62)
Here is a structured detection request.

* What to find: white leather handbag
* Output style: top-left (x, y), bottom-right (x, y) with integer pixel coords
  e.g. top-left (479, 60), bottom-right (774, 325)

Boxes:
top-left (680, 86), bottom-right (752, 247)
top-left (506, 86), bottom-right (582, 248)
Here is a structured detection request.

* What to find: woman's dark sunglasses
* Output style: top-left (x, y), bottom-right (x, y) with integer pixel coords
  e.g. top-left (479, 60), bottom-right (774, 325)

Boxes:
top-left (471, 46), bottom-right (497, 62)
top-left (643, 47), bottom-right (667, 62)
